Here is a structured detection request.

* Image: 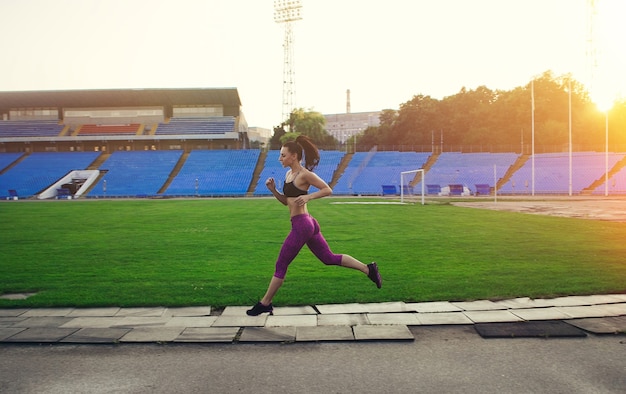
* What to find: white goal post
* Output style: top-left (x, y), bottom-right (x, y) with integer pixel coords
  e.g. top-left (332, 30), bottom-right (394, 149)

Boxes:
top-left (400, 169), bottom-right (425, 205)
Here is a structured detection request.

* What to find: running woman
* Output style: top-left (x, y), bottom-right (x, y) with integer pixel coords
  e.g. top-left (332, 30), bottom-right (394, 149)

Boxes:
top-left (246, 135), bottom-right (382, 316)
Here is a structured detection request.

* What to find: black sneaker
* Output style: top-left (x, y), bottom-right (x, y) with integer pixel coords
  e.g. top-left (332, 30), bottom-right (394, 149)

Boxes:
top-left (367, 262), bottom-right (382, 289)
top-left (246, 302), bottom-right (273, 316)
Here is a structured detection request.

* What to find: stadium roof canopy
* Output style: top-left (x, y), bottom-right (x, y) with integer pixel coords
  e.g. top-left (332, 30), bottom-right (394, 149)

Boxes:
top-left (0, 88), bottom-right (241, 109)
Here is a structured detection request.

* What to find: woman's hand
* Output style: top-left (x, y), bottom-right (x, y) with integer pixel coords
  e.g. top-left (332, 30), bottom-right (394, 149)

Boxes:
top-left (265, 177), bottom-right (276, 191)
top-left (294, 194), bottom-right (310, 206)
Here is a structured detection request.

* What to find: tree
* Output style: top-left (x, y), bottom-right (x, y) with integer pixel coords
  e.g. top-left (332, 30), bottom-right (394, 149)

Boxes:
top-left (287, 108), bottom-right (337, 146)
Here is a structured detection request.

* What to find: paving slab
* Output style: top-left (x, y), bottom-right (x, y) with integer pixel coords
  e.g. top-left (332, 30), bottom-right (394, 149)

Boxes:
top-left (164, 316), bottom-right (218, 327)
top-left (174, 327), bottom-right (239, 343)
top-left (4, 327), bottom-right (79, 342)
top-left (540, 296), bottom-right (604, 307)
top-left (405, 301), bottom-right (463, 313)
top-left (211, 315), bottom-right (267, 327)
top-left (0, 317), bottom-right (27, 327)
top-left (463, 310), bottom-right (524, 323)
top-left (239, 327), bottom-right (297, 342)
top-left (12, 316), bottom-right (74, 328)
top-left (265, 314), bottom-right (317, 327)
top-left (555, 294), bottom-right (626, 306)
top-left (120, 327), bottom-right (185, 343)
top-left (110, 317), bottom-right (170, 328)
top-left (360, 302), bottom-right (407, 313)
top-left (220, 306), bottom-right (250, 316)
top-left (366, 313), bottom-right (420, 326)
top-left (494, 297), bottom-right (536, 309)
top-left (510, 307), bottom-right (572, 321)
top-left (601, 303), bottom-right (626, 316)
top-left (416, 312), bottom-right (473, 325)
top-left (315, 303), bottom-right (368, 314)
top-left (114, 307), bottom-right (167, 317)
top-left (353, 325), bottom-right (414, 341)
top-left (272, 305), bottom-right (318, 316)
top-left (164, 306), bottom-right (212, 317)
top-left (60, 317), bottom-right (124, 328)
top-left (317, 313), bottom-right (369, 326)
top-left (0, 327), bottom-right (27, 341)
top-left (60, 328), bottom-right (131, 343)
top-left (21, 308), bottom-right (74, 317)
top-left (557, 305), bottom-right (620, 319)
top-left (67, 308), bottom-right (121, 317)
top-left (451, 300), bottom-right (508, 311)
top-left (296, 326), bottom-right (354, 342)
top-left (496, 298), bottom-right (559, 308)
top-left (0, 309), bottom-right (29, 317)
top-left (566, 316), bottom-right (626, 334)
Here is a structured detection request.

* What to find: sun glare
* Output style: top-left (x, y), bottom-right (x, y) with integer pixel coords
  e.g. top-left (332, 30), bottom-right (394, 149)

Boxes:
top-left (588, 0), bottom-right (625, 112)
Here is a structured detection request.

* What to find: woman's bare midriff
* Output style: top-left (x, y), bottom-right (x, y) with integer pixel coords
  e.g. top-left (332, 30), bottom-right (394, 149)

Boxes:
top-left (287, 197), bottom-right (308, 217)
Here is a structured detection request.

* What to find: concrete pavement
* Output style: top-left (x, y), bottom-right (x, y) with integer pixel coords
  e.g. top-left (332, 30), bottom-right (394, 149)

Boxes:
top-left (1, 294), bottom-right (625, 344)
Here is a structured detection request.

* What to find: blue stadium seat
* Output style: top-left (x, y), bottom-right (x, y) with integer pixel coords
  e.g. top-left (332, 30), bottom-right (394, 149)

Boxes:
top-left (89, 150), bottom-right (183, 197)
top-left (499, 152), bottom-right (625, 194)
top-left (165, 149), bottom-right (259, 196)
top-left (155, 117), bottom-right (236, 135)
top-left (0, 152), bottom-right (100, 198)
top-left (417, 152), bottom-right (518, 195)
top-left (0, 120), bottom-right (64, 137)
top-left (334, 151), bottom-right (430, 195)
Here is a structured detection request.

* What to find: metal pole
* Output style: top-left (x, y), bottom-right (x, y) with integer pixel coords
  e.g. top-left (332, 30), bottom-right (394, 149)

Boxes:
top-left (531, 80), bottom-right (535, 196)
top-left (421, 171), bottom-right (425, 205)
top-left (605, 110), bottom-right (608, 196)
top-left (494, 164), bottom-right (497, 203)
top-left (568, 79), bottom-right (572, 196)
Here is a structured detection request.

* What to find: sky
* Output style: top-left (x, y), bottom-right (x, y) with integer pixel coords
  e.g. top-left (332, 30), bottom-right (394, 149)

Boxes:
top-left (0, 0), bottom-right (624, 129)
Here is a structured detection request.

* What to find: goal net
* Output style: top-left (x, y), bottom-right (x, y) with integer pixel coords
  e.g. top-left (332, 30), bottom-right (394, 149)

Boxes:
top-left (400, 169), bottom-right (425, 205)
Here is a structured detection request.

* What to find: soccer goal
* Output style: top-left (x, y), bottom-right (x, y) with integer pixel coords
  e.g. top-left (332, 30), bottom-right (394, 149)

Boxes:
top-left (400, 169), bottom-right (425, 205)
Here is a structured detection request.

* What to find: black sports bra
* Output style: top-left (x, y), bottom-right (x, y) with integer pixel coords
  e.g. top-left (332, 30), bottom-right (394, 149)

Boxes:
top-left (283, 181), bottom-right (308, 197)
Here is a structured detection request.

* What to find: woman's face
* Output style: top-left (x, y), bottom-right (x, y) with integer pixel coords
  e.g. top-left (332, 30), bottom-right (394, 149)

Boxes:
top-left (279, 146), bottom-right (298, 168)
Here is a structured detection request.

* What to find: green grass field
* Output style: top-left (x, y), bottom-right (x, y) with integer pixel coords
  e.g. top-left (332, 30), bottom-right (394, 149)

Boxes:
top-left (1, 198), bottom-right (625, 308)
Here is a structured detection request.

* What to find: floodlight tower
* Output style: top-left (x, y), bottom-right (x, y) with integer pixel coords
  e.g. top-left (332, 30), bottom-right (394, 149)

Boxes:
top-left (585, 0), bottom-right (599, 97)
top-left (274, 0), bottom-right (302, 123)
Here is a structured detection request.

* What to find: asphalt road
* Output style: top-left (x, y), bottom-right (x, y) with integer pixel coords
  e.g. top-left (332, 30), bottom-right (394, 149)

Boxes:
top-left (1, 326), bottom-right (625, 394)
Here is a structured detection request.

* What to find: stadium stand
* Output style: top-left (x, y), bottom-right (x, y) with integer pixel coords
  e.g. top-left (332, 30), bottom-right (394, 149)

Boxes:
top-left (590, 153), bottom-right (626, 195)
top-left (499, 152), bottom-right (625, 194)
top-left (0, 152), bottom-right (100, 198)
top-left (0, 152), bottom-right (23, 171)
top-left (334, 151), bottom-right (431, 195)
top-left (2, 90), bottom-right (625, 199)
top-left (416, 152), bottom-right (518, 195)
top-left (164, 149), bottom-right (259, 196)
top-left (89, 150), bottom-right (183, 197)
top-left (0, 120), bottom-right (65, 137)
top-left (253, 150), bottom-right (283, 196)
top-left (332, 152), bottom-right (369, 195)
top-left (155, 117), bottom-right (236, 135)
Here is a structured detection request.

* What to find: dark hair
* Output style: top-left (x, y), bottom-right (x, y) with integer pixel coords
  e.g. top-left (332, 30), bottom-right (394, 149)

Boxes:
top-left (283, 135), bottom-right (320, 171)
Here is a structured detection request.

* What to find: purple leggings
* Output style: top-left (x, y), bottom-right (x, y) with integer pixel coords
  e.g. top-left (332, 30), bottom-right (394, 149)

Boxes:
top-left (274, 214), bottom-right (343, 279)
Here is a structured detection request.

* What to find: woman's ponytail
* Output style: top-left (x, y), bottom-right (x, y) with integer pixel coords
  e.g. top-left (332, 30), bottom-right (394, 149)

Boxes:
top-left (295, 135), bottom-right (320, 171)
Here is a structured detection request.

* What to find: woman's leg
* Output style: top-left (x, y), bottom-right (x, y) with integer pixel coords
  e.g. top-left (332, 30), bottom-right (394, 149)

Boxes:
top-left (306, 217), bottom-right (368, 274)
top-left (257, 215), bottom-right (314, 306)
top-left (260, 276), bottom-right (284, 306)
top-left (306, 217), bottom-right (381, 287)
top-left (339, 254), bottom-right (369, 274)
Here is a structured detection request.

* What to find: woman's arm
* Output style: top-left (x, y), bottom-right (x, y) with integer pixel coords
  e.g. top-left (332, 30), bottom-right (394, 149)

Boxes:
top-left (293, 171), bottom-right (332, 206)
top-left (266, 177), bottom-right (288, 205)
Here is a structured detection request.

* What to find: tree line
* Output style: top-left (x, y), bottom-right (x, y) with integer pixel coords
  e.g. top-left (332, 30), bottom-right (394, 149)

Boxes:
top-left (269, 71), bottom-right (626, 153)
